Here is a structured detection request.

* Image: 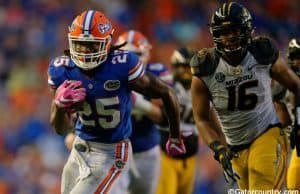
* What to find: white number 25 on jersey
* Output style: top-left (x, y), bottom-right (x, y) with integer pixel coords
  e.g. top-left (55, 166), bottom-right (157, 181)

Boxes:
top-left (78, 96), bottom-right (120, 129)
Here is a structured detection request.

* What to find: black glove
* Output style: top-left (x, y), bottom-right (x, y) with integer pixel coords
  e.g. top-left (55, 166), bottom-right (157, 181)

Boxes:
top-left (209, 141), bottom-right (240, 183)
top-left (291, 106), bottom-right (300, 156)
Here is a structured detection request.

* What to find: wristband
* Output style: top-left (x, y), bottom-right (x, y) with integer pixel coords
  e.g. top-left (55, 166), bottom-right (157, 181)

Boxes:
top-left (209, 141), bottom-right (225, 152)
top-left (209, 141), bottom-right (226, 162)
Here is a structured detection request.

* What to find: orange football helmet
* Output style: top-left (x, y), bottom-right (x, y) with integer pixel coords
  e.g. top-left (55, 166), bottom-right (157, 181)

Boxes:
top-left (68, 10), bottom-right (114, 70)
top-left (116, 30), bottom-right (152, 64)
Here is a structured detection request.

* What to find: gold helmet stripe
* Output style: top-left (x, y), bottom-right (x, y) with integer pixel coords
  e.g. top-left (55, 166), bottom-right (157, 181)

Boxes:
top-left (222, 3), bottom-right (227, 16)
top-left (227, 2), bottom-right (233, 16)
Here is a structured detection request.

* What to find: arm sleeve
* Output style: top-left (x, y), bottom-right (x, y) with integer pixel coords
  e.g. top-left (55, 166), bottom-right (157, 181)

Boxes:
top-left (47, 58), bottom-right (69, 89)
top-left (127, 52), bottom-right (145, 84)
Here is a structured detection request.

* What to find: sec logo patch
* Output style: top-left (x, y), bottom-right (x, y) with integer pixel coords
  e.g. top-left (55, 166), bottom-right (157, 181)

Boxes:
top-left (215, 72), bottom-right (225, 82)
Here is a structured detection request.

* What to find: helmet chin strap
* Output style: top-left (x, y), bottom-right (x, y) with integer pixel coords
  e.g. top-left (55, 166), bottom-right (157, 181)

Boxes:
top-left (224, 46), bottom-right (242, 53)
top-left (217, 47), bottom-right (247, 67)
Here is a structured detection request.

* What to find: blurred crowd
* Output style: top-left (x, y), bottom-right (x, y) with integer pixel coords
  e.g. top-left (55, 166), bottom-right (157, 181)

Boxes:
top-left (0, 0), bottom-right (299, 193)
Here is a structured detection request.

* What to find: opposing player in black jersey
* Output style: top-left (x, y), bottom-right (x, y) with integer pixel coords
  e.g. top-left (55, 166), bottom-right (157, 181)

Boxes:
top-left (286, 38), bottom-right (300, 190)
top-left (190, 2), bottom-right (300, 190)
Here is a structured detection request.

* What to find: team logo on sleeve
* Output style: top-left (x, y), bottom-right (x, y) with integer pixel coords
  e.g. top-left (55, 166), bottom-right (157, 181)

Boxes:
top-left (104, 80), bottom-right (120, 91)
top-left (215, 72), bottom-right (225, 82)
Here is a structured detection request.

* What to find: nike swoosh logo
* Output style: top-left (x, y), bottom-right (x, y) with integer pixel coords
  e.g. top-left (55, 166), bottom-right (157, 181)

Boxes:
top-left (170, 144), bottom-right (183, 152)
top-left (59, 96), bottom-right (74, 103)
top-left (248, 64), bottom-right (257, 71)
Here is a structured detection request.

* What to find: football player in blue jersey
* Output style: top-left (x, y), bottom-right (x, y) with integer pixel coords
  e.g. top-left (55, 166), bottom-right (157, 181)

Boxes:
top-left (47, 10), bottom-right (185, 194)
top-left (110, 30), bottom-right (173, 194)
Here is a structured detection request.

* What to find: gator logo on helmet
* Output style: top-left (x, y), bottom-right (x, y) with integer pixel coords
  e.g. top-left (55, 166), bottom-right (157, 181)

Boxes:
top-left (98, 22), bottom-right (112, 34)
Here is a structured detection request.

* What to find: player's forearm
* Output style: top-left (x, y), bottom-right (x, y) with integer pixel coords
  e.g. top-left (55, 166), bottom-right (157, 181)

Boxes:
top-left (147, 105), bottom-right (163, 123)
top-left (195, 119), bottom-right (226, 146)
top-left (293, 85), bottom-right (300, 106)
top-left (272, 61), bottom-right (300, 106)
top-left (50, 101), bottom-right (72, 135)
top-left (133, 73), bottom-right (181, 138)
top-left (161, 89), bottom-right (181, 138)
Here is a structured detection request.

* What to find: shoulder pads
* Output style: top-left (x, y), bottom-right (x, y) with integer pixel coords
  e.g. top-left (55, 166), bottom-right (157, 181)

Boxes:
top-left (190, 48), bottom-right (219, 77)
top-left (249, 36), bottom-right (279, 65)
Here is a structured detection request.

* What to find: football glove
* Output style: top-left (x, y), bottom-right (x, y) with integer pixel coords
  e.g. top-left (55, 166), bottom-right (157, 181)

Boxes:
top-left (209, 141), bottom-right (240, 183)
top-left (166, 137), bottom-right (186, 156)
top-left (290, 106), bottom-right (300, 156)
top-left (54, 80), bottom-right (86, 109)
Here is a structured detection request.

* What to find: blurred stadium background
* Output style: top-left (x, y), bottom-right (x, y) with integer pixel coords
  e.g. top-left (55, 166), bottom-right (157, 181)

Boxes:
top-left (0, 0), bottom-right (299, 193)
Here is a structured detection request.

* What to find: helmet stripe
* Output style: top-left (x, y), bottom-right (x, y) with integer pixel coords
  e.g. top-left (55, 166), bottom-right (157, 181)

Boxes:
top-left (83, 10), bottom-right (95, 35)
top-left (290, 39), bottom-right (300, 49)
top-left (88, 11), bottom-right (95, 33)
top-left (82, 11), bottom-right (88, 34)
top-left (222, 3), bottom-right (226, 16)
top-left (225, 3), bottom-right (228, 16)
top-left (127, 30), bottom-right (135, 44)
top-left (228, 2), bottom-right (233, 16)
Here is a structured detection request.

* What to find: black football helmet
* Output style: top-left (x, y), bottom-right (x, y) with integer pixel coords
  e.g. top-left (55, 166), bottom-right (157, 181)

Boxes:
top-left (288, 38), bottom-right (300, 76)
top-left (210, 2), bottom-right (253, 55)
top-left (171, 47), bottom-right (195, 89)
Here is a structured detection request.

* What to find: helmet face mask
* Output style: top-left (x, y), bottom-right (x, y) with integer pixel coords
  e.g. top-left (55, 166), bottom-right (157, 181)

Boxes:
top-left (171, 48), bottom-right (194, 89)
top-left (68, 10), bottom-right (114, 70)
top-left (214, 27), bottom-right (243, 52)
top-left (210, 2), bottom-right (253, 56)
top-left (173, 64), bottom-right (192, 87)
top-left (288, 38), bottom-right (300, 76)
top-left (69, 35), bottom-right (112, 69)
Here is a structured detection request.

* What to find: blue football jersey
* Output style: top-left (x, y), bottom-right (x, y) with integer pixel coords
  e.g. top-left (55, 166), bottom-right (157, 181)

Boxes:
top-left (130, 63), bottom-right (173, 153)
top-left (48, 50), bottom-right (144, 143)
